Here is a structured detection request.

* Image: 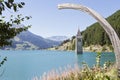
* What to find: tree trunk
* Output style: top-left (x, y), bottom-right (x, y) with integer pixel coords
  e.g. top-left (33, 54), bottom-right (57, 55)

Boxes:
top-left (58, 3), bottom-right (120, 77)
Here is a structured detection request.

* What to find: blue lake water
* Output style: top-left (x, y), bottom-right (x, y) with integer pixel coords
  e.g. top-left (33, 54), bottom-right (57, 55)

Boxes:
top-left (0, 50), bottom-right (115, 80)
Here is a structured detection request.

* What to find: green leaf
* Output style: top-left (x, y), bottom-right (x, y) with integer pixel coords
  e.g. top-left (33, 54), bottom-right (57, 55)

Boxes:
top-left (21, 2), bottom-right (25, 5)
top-left (18, 4), bottom-right (23, 8)
top-left (4, 1), bottom-right (11, 9)
top-left (13, 4), bottom-right (17, 11)
top-left (0, 0), bottom-right (4, 2)
top-left (8, 0), bottom-right (14, 3)
top-left (25, 16), bottom-right (30, 20)
top-left (4, 57), bottom-right (7, 61)
top-left (1, 61), bottom-right (4, 65)
top-left (0, 7), bottom-right (2, 14)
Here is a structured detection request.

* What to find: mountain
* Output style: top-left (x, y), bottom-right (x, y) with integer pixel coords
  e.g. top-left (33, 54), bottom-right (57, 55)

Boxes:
top-left (47, 36), bottom-right (69, 41)
top-left (17, 31), bottom-right (61, 48)
top-left (53, 10), bottom-right (120, 51)
top-left (3, 31), bottom-right (61, 50)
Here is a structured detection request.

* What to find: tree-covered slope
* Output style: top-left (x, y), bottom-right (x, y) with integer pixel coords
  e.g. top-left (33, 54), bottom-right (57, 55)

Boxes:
top-left (82, 10), bottom-right (120, 46)
top-left (54, 10), bottom-right (120, 51)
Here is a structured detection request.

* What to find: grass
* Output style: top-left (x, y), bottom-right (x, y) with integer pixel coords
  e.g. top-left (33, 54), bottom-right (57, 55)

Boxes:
top-left (32, 64), bottom-right (118, 80)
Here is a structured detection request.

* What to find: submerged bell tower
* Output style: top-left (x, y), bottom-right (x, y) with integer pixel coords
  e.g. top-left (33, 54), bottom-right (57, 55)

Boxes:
top-left (75, 29), bottom-right (83, 54)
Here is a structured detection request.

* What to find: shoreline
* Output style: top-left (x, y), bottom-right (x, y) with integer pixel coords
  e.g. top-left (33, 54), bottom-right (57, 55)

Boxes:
top-left (48, 45), bottom-right (113, 52)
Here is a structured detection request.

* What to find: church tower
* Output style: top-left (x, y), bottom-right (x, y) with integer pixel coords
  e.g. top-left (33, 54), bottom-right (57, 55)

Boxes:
top-left (75, 29), bottom-right (83, 54)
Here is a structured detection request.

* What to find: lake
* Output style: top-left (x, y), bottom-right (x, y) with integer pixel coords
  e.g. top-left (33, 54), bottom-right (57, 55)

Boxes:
top-left (0, 50), bottom-right (115, 80)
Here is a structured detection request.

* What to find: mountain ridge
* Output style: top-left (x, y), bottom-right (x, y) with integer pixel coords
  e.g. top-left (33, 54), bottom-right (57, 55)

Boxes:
top-left (2, 30), bottom-right (61, 50)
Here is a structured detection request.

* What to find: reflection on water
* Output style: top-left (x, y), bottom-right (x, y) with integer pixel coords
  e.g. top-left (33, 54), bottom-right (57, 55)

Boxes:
top-left (75, 54), bottom-right (83, 67)
top-left (75, 52), bottom-right (115, 67)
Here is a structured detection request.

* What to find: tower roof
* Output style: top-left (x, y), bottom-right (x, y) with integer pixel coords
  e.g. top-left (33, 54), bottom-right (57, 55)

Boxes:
top-left (77, 28), bottom-right (81, 36)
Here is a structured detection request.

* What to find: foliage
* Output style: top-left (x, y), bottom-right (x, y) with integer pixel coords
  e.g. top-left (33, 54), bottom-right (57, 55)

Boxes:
top-left (96, 52), bottom-right (101, 68)
top-left (0, 0), bottom-right (31, 47)
top-left (0, 0), bottom-right (25, 14)
top-left (0, 56), bottom-right (7, 67)
top-left (0, 0), bottom-right (31, 67)
top-left (60, 39), bottom-right (70, 46)
top-left (0, 15), bottom-right (31, 47)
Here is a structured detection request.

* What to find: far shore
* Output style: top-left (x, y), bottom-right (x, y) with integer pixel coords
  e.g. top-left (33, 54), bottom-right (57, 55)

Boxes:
top-left (48, 45), bottom-right (113, 52)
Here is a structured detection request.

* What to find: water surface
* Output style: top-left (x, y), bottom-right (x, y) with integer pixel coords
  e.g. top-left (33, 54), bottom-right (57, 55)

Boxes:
top-left (0, 50), bottom-right (115, 80)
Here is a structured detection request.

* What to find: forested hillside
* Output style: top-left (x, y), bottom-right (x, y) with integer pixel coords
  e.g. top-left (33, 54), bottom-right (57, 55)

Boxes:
top-left (54, 10), bottom-right (120, 51)
top-left (82, 10), bottom-right (120, 46)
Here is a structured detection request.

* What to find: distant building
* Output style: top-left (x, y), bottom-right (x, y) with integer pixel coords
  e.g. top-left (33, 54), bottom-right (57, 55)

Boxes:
top-left (75, 29), bottom-right (83, 54)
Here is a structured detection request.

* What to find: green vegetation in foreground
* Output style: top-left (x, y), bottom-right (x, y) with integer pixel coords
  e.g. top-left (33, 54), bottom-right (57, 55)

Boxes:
top-left (53, 10), bottom-right (120, 52)
top-left (33, 52), bottom-right (119, 80)
top-left (0, 0), bottom-right (31, 68)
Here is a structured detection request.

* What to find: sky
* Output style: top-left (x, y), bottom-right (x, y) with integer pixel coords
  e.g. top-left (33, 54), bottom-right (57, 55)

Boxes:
top-left (7, 0), bottom-right (120, 38)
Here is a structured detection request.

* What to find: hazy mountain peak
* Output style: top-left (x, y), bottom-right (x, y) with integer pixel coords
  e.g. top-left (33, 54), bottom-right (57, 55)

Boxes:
top-left (47, 36), bottom-right (69, 41)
